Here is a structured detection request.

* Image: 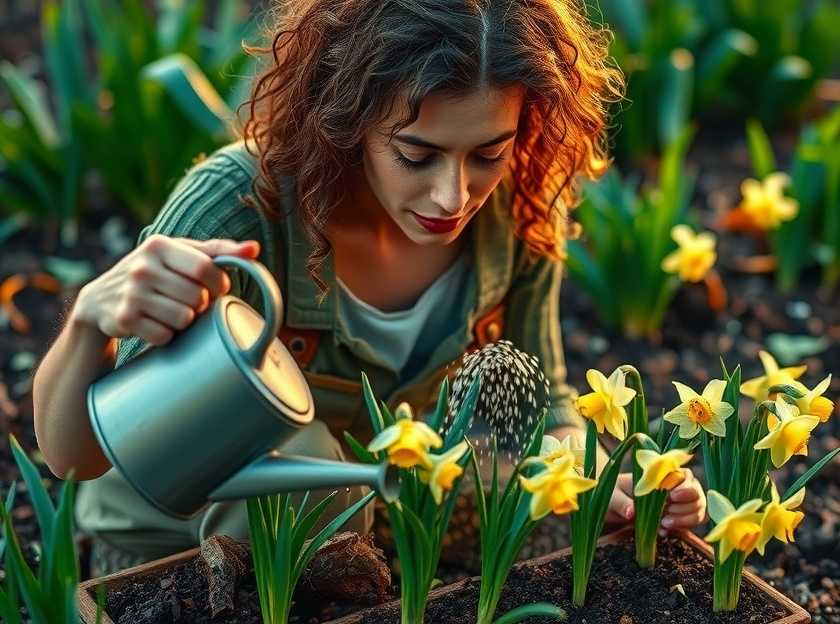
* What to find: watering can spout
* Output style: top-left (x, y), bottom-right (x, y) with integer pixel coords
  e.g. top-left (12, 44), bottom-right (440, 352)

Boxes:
top-left (208, 452), bottom-right (400, 504)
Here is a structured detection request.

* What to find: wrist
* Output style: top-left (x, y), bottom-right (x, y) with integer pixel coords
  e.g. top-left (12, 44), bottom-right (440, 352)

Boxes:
top-left (68, 288), bottom-right (111, 350)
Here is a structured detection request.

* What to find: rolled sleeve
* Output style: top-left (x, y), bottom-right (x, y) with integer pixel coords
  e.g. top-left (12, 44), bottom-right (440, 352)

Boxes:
top-left (114, 152), bottom-right (272, 369)
top-left (503, 252), bottom-right (584, 431)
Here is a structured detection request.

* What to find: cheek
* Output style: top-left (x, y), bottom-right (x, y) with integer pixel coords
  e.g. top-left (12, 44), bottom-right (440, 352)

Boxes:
top-left (365, 147), bottom-right (422, 201)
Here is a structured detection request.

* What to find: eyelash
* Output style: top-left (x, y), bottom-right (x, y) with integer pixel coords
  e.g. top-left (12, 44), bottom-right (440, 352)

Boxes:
top-left (393, 151), bottom-right (506, 171)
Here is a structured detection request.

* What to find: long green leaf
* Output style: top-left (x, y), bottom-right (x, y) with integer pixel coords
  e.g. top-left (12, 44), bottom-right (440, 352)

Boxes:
top-left (746, 118), bottom-right (777, 179)
top-left (443, 374), bottom-right (481, 449)
top-left (0, 63), bottom-right (60, 147)
top-left (360, 372), bottom-right (385, 435)
top-left (494, 602), bottom-right (566, 624)
top-left (782, 448), bottom-right (840, 502)
top-left (141, 54), bottom-right (234, 137)
top-left (9, 436), bottom-right (55, 553)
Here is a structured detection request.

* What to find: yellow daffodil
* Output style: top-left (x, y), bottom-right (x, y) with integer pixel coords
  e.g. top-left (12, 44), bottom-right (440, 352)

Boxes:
top-left (754, 397), bottom-right (820, 468)
top-left (661, 224), bottom-right (717, 283)
top-left (737, 172), bottom-right (799, 230)
top-left (521, 434), bottom-right (585, 472)
top-left (740, 350), bottom-right (807, 402)
top-left (793, 374), bottom-right (834, 423)
top-left (367, 402), bottom-right (442, 469)
top-left (574, 368), bottom-right (636, 440)
top-left (704, 490), bottom-right (764, 563)
top-left (663, 379), bottom-right (735, 439)
top-left (756, 483), bottom-right (805, 555)
top-left (518, 455), bottom-right (597, 520)
top-left (634, 449), bottom-right (694, 496)
top-left (418, 441), bottom-right (469, 504)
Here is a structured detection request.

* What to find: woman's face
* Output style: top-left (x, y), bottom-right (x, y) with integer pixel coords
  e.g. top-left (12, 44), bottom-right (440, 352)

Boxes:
top-left (360, 85), bottom-right (526, 246)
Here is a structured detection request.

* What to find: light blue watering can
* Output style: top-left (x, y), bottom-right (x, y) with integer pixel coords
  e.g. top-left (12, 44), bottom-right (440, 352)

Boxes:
top-left (87, 256), bottom-right (398, 519)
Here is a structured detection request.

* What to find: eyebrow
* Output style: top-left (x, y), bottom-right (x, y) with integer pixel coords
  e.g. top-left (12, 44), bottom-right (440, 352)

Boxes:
top-left (393, 129), bottom-right (517, 150)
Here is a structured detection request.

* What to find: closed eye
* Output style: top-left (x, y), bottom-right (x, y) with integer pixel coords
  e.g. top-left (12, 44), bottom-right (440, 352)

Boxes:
top-left (393, 151), bottom-right (506, 171)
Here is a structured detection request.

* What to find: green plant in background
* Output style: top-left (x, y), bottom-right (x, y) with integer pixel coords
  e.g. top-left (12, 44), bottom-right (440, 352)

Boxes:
top-left (345, 374), bottom-right (477, 624)
top-left (246, 489), bottom-right (376, 624)
top-left (0, 435), bottom-right (104, 623)
top-left (697, 0), bottom-right (840, 125)
top-left (587, 0), bottom-right (756, 161)
top-left (0, 0), bottom-right (255, 230)
top-left (566, 126), bottom-right (722, 338)
top-left (665, 356), bottom-right (839, 611)
top-left (736, 106), bottom-right (840, 294)
top-left (0, 0), bottom-right (95, 242)
top-left (590, 0), bottom-right (840, 161)
top-left (78, 0), bottom-right (256, 222)
top-left (470, 415), bottom-right (567, 624)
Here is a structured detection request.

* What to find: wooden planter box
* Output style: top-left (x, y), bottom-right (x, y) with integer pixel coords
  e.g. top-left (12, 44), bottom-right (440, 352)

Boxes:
top-left (78, 546), bottom-right (201, 624)
top-left (78, 527), bottom-right (810, 624)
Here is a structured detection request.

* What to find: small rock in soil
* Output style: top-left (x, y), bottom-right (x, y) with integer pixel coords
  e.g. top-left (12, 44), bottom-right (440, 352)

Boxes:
top-left (198, 534), bottom-right (250, 618)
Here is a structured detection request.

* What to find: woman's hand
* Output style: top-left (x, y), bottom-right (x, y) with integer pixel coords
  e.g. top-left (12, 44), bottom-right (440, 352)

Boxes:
top-left (659, 468), bottom-right (707, 535)
top-left (73, 235), bottom-right (261, 347)
top-left (605, 473), bottom-right (635, 524)
top-left (604, 469), bottom-right (707, 531)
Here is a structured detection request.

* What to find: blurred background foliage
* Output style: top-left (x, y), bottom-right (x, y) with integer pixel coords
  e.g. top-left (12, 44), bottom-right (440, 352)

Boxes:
top-left (0, 0), bottom-right (257, 243)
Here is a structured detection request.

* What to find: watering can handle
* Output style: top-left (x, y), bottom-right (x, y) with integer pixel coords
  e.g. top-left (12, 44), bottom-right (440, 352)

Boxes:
top-left (213, 256), bottom-right (283, 369)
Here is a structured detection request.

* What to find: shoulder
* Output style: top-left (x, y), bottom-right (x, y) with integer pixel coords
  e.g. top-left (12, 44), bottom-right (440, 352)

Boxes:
top-left (139, 140), bottom-right (277, 268)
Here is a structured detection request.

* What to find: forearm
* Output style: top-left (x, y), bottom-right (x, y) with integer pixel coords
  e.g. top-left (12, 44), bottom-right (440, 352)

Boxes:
top-left (32, 295), bottom-right (115, 480)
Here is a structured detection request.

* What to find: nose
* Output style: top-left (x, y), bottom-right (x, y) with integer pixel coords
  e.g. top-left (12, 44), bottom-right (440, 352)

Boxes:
top-left (430, 160), bottom-right (470, 216)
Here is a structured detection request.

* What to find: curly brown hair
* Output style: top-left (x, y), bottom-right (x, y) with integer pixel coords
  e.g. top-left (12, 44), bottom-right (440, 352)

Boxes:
top-left (240, 0), bottom-right (623, 296)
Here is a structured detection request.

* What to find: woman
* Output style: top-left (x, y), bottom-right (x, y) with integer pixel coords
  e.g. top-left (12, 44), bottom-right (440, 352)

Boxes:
top-left (33, 0), bottom-right (706, 576)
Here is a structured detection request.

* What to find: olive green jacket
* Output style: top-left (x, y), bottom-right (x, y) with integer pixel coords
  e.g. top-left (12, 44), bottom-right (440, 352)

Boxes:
top-left (113, 141), bottom-right (584, 441)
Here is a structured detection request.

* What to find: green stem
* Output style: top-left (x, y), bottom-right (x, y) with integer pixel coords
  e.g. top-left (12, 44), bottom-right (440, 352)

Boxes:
top-left (635, 525), bottom-right (658, 569)
top-left (571, 541), bottom-right (594, 607)
top-left (712, 550), bottom-right (745, 611)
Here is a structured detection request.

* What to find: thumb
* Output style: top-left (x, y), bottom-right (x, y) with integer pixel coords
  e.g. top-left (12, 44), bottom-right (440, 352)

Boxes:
top-left (181, 238), bottom-right (261, 259)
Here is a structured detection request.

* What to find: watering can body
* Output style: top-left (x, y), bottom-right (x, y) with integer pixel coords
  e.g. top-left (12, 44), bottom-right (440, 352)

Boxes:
top-left (87, 256), bottom-right (397, 520)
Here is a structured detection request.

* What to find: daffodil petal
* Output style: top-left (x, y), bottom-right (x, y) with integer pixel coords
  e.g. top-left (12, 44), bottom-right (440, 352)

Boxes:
top-left (740, 376), bottom-right (767, 400)
top-left (758, 350), bottom-right (779, 375)
top-left (707, 490), bottom-right (736, 523)
top-left (703, 412), bottom-right (727, 437)
top-left (671, 224), bottom-right (694, 246)
top-left (702, 379), bottom-right (727, 404)
top-left (367, 426), bottom-right (402, 452)
top-left (586, 369), bottom-right (608, 394)
top-left (673, 381), bottom-right (700, 403)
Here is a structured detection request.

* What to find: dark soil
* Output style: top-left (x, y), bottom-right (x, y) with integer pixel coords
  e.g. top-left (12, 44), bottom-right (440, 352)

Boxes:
top-left (93, 532), bottom-right (793, 624)
top-left (99, 554), bottom-right (384, 624)
top-left (359, 534), bottom-right (788, 624)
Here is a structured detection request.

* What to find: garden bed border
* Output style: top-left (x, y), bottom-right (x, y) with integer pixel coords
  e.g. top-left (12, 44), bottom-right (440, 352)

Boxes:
top-left (77, 527), bottom-right (810, 624)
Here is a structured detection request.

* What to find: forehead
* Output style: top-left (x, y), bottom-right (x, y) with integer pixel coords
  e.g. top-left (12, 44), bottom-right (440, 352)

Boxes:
top-left (379, 85), bottom-right (526, 147)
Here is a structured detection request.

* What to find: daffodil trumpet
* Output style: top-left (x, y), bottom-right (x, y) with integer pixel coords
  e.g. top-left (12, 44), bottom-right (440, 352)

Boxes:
top-left (345, 373), bottom-right (480, 624)
top-left (470, 417), bottom-right (568, 624)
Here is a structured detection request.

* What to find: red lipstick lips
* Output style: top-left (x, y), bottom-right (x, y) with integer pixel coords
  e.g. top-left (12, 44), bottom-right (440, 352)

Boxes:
top-left (411, 211), bottom-right (462, 234)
